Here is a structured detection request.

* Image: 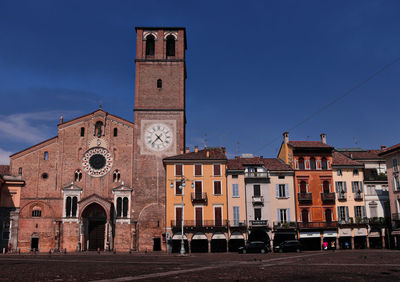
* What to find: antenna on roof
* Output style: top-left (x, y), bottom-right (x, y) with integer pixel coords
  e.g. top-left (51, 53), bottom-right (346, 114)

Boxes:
top-left (99, 100), bottom-right (103, 109)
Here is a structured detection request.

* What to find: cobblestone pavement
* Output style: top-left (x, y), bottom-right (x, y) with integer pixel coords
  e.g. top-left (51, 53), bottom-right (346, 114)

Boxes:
top-left (0, 250), bottom-right (399, 281)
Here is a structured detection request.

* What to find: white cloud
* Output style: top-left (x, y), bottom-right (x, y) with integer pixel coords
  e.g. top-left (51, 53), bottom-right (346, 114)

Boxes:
top-left (0, 110), bottom-right (80, 144)
top-left (0, 148), bottom-right (11, 165)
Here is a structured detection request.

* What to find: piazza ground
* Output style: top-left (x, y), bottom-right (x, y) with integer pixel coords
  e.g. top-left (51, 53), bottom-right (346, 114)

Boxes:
top-left (0, 250), bottom-right (399, 281)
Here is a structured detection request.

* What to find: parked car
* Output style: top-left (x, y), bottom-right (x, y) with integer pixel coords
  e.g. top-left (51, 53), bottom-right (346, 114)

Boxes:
top-left (274, 240), bottom-right (302, 253)
top-left (238, 241), bottom-right (270, 254)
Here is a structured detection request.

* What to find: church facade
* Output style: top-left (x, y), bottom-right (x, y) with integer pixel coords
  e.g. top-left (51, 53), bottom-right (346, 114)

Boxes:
top-left (8, 27), bottom-right (187, 252)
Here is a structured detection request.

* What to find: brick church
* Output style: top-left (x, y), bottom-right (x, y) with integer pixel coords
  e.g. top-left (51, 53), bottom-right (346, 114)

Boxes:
top-left (5, 27), bottom-right (187, 252)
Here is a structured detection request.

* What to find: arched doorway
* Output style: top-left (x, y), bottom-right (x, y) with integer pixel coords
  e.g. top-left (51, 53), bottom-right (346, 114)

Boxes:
top-left (248, 229), bottom-right (270, 246)
top-left (82, 203), bottom-right (107, 251)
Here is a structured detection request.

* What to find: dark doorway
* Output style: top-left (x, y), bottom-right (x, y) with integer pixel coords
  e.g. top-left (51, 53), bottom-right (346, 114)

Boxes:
top-left (31, 237), bottom-right (39, 251)
top-left (229, 239), bottom-right (245, 252)
top-left (211, 239), bottom-right (227, 252)
top-left (300, 181), bottom-right (307, 193)
top-left (302, 210), bottom-right (309, 223)
top-left (325, 209), bottom-right (332, 222)
top-left (191, 239), bottom-right (208, 253)
top-left (171, 239), bottom-right (189, 253)
top-left (82, 203), bottom-right (107, 251)
top-left (339, 237), bottom-right (352, 249)
top-left (299, 238), bottom-right (321, 251)
top-left (248, 229), bottom-right (270, 245)
top-left (273, 233), bottom-right (296, 248)
top-left (153, 237), bottom-right (161, 251)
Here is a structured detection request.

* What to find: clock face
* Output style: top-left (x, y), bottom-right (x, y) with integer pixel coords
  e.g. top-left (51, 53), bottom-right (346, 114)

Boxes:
top-left (82, 147), bottom-right (113, 177)
top-left (144, 123), bottom-right (173, 152)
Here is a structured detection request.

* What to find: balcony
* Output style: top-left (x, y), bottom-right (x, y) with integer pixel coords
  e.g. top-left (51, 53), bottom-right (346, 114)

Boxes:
top-left (191, 192), bottom-right (207, 204)
top-left (392, 213), bottom-right (400, 229)
top-left (273, 221), bottom-right (297, 230)
top-left (252, 196), bottom-right (264, 205)
top-left (354, 192), bottom-right (363, 201)
top-left (171, 220), bottom-right (227, 232)
top-left (338, 192), bottom-right (347, 201)
top-left (321, 192), bottom-right (335, 202)
top-left (245, 172), bottom-right (269, 178)
top-left (297, 221), bottom-right (337, 229)
top-left (250, 220), bottom-right (269, 227)
top-left (229, 221), bottom-right (248, 232)
top-left (338, 217), bottom-right (368, 226)
top-left (369, 217), bottom-right (389, 227)
top-left (298, 192), bottom-right (312, 203)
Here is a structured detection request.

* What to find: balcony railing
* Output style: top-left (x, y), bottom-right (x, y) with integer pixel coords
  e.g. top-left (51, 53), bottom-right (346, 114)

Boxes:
top-left (338, 192), bottom-right (347, 201)
top-left (245, 172), bottom-right (270, 178)
top-left (191, 192), bottom-right (207, 204)
top-left (369, 217), bottom-right (389, 226)
top-left (171, 220), bottom-right (228, 232)
top-left (297, 221), bottom-right (338, 229)
top-left (392, 213), bottom-right (400, 221)
top-left (298, 192), bottom-right (312, 202)
top-left (338, 217), bottom-right (368, 226)
top-left (273, 221), bottom-right (297, 229)
top-left (321, 192), bottom-right (336, 202)
top-left (252, 196), bottom-right (264, 204)
top-left (250, 220), bottom-right (269, 227)
top-left (354, 192), bottom-right (363, 201)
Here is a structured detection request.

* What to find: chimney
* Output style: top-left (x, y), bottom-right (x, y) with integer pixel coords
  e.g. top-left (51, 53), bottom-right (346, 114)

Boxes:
top-left (194, 146), bottom-right (198, 153)
top-left (283, 132), bottom-right (289, 144)
top-left (320, 133), bottom-right (326, 144)
top-left (222, 147), bottom-right (226, 155)
top-left (381, 145), bottom-right (386, 150)
top-left (180, 149), bottom-right (184, 154)
top-left (185, 147), bottom-right (189, 153)
top-left (59, 113), bottom-right (64, 124)
top-left (206, 150), bottom-right (210, 158)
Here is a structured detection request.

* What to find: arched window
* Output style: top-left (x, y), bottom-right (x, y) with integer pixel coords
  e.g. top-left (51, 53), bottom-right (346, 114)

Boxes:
top-left (298, 158), bottom-right (305, 170)
top-left (157, 79), bottom-right (162, 89)
top-left (113, 128), bottom-right (118, 137)
top-left (74, 169), bottom-right (82, 182)
top-left (321, 158), bottom-right (328, 170)
top-left (123, 197), bottom-right (129, 217)
top-left (323, 181), bottom-right (330, 193)
top-left (117, 197), bottom-right (122, 217)
top-left (325, 209), bottom-right (332, 222)
top-left (166, 34), bottom-right (175, 56)
top-left (32, 206), bottom-right (42, 217)
top-left (94, 121), bottom-right (103, 137)
top-left (18, 167), bottom-right (22, 175)
top-left (145, 34), bottom-right (155, 56)
top-left (66, 197), bottom-right (72, 217)
top-left (310, 158), bottom-right (316, 170)
top-left (80, 127), bottom-right (85, 137)
top-left (300, 181), bottom-right (307, 193)
top-left (301, 210), bottom-right (309, 223)
top-left (113, 170), bottom-right (120, 183)
top-left (44, 151), bottom-right (48, 160)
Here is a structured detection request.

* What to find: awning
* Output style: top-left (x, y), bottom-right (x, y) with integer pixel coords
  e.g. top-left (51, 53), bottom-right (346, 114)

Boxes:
top-left (323, 231), bottom-right (338, 238)
top-left (391, 230), bottom-right (400, 235)
top-left (299, 232), bottom-right (321, 238)
top-left (172, 234), bottom-right (187, 240)
top-left (212, 233), bottom-right (226, 240)
top-left (368, 231), bottom-right (381, 238)
top-left (339, 228), bottom-right (352, 237)
top-left (192, 233), bottom-right (207, 240)
top-left (230, 232), bottom-right (244, 240)
top-left (354, 228), bottom-right (367, 237)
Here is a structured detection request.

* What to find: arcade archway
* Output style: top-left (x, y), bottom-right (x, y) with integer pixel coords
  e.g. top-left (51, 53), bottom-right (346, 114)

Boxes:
top-left (82, 203), bottom-right (107, 251)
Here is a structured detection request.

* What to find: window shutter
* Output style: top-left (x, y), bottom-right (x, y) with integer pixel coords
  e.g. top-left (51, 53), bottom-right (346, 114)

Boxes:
top-left (344, 182), bottom-right (347, 192)
top-left (354, 206), bottom-right (357, 218)
top-left (352, 182), bottom-right (355, 193)
top-left (337, 207), bottom-right (340, 221)
top-left (287, 208), bottom-right (291, 221)
top-left (345, 206), bottom-right (349, 221)
top-left (276, 184), bottom-right (279, 198)
top-left (285, 184), bottom-right (289, 197)
top-left (277, 209), bottom-right (281, 222)
top-left (359, 182), bottom-right (363, 192)
top-left (335, 182), bottom-right (338, 193)
top-left (362, 206), bottom-right (366, 218)
top-left (393, 177), bottom-right (396, 191)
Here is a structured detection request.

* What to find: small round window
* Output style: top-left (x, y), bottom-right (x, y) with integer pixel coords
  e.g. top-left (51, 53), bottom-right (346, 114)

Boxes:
top-left (41, 173), bottom-right (49, 179)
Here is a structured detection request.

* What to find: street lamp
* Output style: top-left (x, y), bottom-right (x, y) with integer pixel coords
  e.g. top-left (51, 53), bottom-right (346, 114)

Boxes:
top-left (170, 177), bottom-right (194, 255)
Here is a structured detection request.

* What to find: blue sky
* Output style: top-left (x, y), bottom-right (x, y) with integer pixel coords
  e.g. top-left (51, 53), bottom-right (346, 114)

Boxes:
top-left (0, 0), bottom-right (399, 164)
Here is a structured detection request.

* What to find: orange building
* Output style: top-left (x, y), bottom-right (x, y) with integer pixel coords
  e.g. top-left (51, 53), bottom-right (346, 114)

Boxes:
top-left (278, 132), bottom-right (337, 250)
top-left (163, 147), bottom-right (228, 253)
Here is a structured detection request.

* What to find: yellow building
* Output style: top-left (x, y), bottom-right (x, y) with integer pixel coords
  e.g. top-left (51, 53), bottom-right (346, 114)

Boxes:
top-left (163, 147), bottom-right (227, 253)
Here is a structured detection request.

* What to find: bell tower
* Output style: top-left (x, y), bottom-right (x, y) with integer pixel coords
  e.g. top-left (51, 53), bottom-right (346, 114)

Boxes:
top-left (132, 27), bottom-right (187, 251)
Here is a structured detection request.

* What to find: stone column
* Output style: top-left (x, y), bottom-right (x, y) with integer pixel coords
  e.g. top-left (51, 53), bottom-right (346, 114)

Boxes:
top-left (394, 235), bottom-right (397, 249)
top-left (9, 209), bottom-right (20, 252)
top-left (366, 237), bottom-right (370, 248)
top-left (351, 237), bottom-right (355, 249)
top-left (336, 237), bottom-right (339, 250)
top-left (208, 240), bottom-right (211, 253)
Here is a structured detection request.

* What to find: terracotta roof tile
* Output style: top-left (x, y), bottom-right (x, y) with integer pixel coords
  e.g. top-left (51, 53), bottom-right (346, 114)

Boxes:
top-left (163, 147), bottom-right (227, 161)
top-left (227, 157), bottom-right (292, 171)
top-left (379, 143), bottom-right (400, 156)
top-left (332, 152), bottom-right (363, 166)
top-left (288, 141), bottom-right (333, 148)
top-left (340, 149), bottom-right (384, 160)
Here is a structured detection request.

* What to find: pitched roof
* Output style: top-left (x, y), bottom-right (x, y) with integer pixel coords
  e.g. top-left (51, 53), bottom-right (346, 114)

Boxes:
top-left (227, 157), bottom-right (292, 171)
top-left (288, 141), bottom-right (333, 149)
top-left (332, 152), bottom-right (363, 166)
top-left (379, 143), bottom-right (400, 156)
top-left (163, 147), bottom-right (227, 161)
top-left (340, 149), bottom-right (384, 160)
top-left (0, 165), bottom-right (10, 175)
